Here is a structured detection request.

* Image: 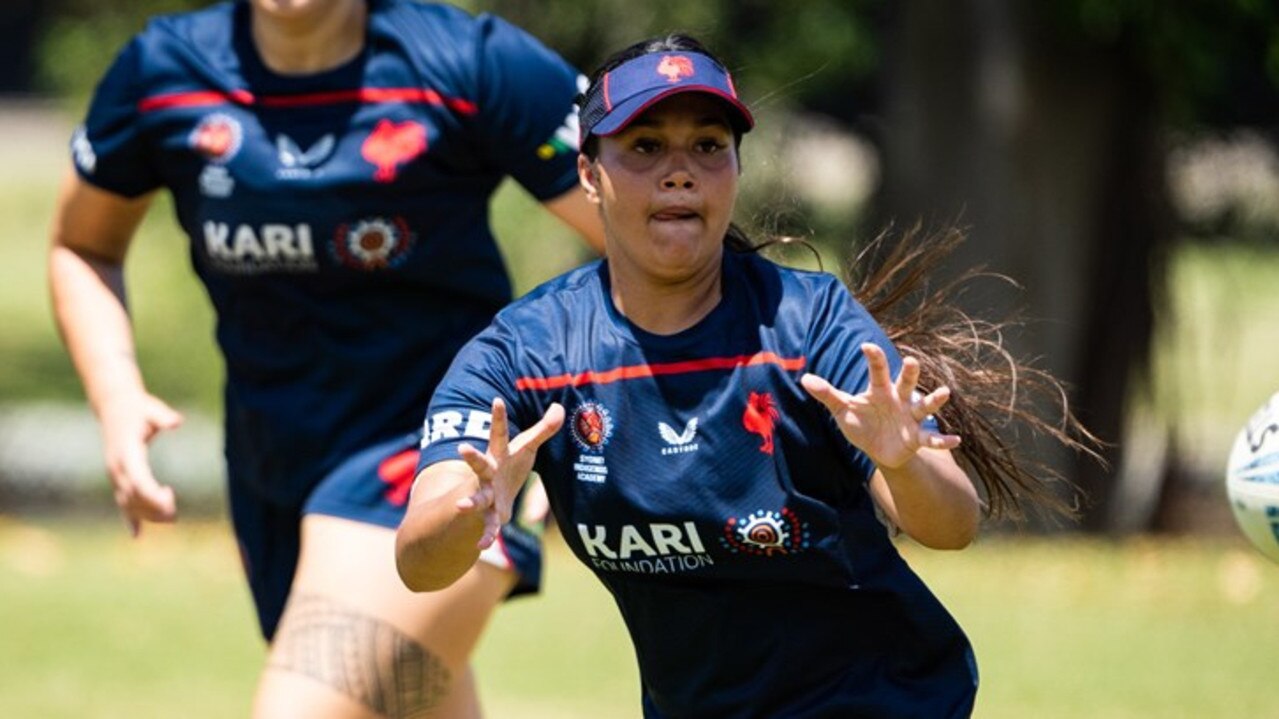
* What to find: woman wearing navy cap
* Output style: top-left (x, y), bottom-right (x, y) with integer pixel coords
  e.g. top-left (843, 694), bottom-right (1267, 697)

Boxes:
top-left (398, 34), bottom-right (1089, 717)
top-left (48, 0), bottom-right (604, 716)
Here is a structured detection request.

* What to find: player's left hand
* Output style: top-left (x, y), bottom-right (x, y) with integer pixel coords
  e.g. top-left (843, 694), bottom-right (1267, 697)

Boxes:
top-left (801, 342), bottom-right (960, 469)
top-left (455, 398), bottom-right (563, 550)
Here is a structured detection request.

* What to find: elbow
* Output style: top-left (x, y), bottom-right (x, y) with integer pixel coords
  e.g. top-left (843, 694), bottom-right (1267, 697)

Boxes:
top-left (909, 503), bottom-right (981, 551)
top-left (921, 525), bottom-right (978, 551)
top-left (394, 531), bottom-right (456, 593)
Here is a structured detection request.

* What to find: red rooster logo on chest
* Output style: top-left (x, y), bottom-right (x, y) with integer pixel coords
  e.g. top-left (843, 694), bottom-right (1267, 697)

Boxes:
top-left (742, 391), bottom-right (781, 455)
top-left (377, 448), bottom-right (420, 507)
top-left (362, 119), bottom-right (427, 183)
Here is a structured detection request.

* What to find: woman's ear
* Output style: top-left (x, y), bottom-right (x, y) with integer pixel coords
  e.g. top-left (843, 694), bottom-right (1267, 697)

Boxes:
top-left (578, 154), bottom-right (600, 205)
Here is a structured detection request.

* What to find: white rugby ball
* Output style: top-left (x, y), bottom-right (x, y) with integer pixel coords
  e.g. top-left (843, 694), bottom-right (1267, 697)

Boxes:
top-left (1226, 391), bottom-right (1279, 564)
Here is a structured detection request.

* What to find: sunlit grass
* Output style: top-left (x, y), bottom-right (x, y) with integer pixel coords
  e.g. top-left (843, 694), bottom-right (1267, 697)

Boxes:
top-left (1, 516), bottom-right (1275, 719)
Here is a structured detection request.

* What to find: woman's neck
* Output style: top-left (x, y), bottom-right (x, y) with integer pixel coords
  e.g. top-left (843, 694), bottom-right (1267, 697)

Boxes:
top-left (251, 0), bottom-right (368, 75)
top-left (608, 255), bottom-right (724, 336)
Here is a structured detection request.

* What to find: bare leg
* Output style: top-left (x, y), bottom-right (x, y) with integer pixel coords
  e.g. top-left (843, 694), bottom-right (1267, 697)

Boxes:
top-left (252, 514), bottom-right (515, 718)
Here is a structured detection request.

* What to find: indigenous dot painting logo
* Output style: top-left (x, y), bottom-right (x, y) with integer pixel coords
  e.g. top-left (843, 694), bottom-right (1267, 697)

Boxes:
top-left (361, 119), bottom-right (427, 183)
top-left (332, 216), bottom-right (414, 270)
top-left (189, 113), bottom-right (243, 163)
top-left (720, 507), bottom-right (810, 557)
top-left (657, 55), bottom-right (696, 83)
top-left (742, 391), bottom-right (781, 455)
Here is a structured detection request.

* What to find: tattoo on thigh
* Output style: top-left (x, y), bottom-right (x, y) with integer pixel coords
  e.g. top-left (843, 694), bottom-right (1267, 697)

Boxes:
top-left (269, 594), bottom-right (451, 718)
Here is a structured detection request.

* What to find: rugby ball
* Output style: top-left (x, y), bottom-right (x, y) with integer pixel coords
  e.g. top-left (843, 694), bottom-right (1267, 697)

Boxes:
top-left (1226, 391), bottom-right (1279, 564)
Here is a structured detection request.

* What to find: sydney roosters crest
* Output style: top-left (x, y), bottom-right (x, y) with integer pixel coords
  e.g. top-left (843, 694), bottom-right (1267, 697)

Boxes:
top-left (361, 119), bottom-right (427, 183)
top-left (742, 391), bottom-right (780, 455)
top-left (377, 448), bottom-right (420, 507)
top-left (657, 55), bottom-right (696, 83)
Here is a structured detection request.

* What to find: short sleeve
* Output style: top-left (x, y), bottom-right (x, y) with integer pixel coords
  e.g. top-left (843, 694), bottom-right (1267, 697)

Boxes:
top-left (804, 279), bottom-right (936, 479)
top-left (471, 14), bottom-right (584, 201)
top-left (416, 320), bottom-right (527, 474)
top-left (73, 36), bottom-right (163, 198)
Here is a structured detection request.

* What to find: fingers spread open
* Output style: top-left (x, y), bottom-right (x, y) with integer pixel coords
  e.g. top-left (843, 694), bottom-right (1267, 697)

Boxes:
top-left (861, 343), bottom-right (894, 394)
top-left (488, 398), bottom-right (510, 458)
top-left (896, 356), bottom-right (921, 403)
top-left (801, 373), bottom-right (849, 415)
top-left (509, 403), bottom-right (565, 455)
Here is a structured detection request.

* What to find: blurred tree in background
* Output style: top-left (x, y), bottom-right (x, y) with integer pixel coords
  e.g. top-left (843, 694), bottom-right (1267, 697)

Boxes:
top-left (25, 0), bottom-right (1279, 532)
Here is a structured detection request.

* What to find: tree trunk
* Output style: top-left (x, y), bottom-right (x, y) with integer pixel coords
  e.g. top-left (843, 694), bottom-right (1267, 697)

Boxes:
top-left (877, 0), bottom-right (1169, 530)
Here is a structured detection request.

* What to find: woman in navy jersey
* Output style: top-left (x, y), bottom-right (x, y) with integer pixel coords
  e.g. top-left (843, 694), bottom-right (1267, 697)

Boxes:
top-left (397, 34), bottom-right (1092, 717)
top-left (48, 0), bottom-right (603, 716)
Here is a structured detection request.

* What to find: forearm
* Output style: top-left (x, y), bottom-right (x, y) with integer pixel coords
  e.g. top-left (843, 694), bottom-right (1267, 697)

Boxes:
top-left (395, 462), bottom-right (489, 591)
top-left (48, 244), bottom-right (147, 416)
top-left (874, 449), bottom-right (981, 550)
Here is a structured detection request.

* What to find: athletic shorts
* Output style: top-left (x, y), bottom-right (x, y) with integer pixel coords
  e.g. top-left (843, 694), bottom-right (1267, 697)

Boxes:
top-left (228, 430), bottom-right (546, 640)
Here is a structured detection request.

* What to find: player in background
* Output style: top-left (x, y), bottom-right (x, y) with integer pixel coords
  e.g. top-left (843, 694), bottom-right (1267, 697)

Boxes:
top-left (397, 34), bottom-right (1095, 717)
top-left (48, 0), bottom-right (603, 716)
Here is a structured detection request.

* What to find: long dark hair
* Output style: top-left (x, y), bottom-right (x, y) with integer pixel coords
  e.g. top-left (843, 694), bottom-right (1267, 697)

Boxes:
top-left (582, 36), bottom-right (1098, 521)
top-left (847, 226), bottom-right (1099, 520)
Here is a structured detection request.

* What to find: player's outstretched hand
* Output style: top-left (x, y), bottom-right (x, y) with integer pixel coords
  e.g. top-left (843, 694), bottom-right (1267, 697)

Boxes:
top-left (456, 399), bottom-right (563, 550)
top-left (801, 343), bottom-right (960, 470)
top-left (100, 392), bottom-right (183, 537)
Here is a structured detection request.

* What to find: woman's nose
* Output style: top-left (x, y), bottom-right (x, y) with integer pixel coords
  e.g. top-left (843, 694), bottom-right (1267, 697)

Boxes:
top-left (662, 169), bottom-right (695, 190)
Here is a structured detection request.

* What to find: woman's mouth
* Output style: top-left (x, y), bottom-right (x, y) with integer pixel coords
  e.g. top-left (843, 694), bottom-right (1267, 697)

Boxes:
top-left (651, 207), bottom-right (700, 222)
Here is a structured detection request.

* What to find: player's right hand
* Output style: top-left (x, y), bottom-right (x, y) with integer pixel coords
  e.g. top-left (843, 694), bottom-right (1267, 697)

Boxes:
top-left (456, 398), bottom-right (563, 550)
top-left (100, 392), bottom-right (183, 537)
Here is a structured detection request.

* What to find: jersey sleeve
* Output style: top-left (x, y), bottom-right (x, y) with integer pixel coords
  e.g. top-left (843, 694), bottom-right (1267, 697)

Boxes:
top-left (416, 319), bottom-right (528, 474)
top-left (804, 278), bottom-right (938, 481)
top-left (470, 14), bottom-right (584, 201)
top-left (72, 35), bottom-right (163, 198)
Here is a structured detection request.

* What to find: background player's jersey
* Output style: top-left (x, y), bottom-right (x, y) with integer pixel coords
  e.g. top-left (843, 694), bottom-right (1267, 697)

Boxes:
top-left (73, 0), bottom-right (584, 505)
top-left (420, 252), bottom-right (978, 718)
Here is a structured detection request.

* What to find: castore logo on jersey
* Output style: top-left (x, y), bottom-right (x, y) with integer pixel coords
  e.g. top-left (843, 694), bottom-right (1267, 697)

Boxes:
top-left (362, 119), bottom-right (427, 182)
top-left (276, 133), bottom-right (336, 179)
top-left (658, 417), bottom-right (699, 455)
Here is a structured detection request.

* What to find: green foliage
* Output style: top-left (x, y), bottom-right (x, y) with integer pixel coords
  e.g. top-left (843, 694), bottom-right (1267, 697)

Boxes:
top-left (1041, 0), bottom-right (1279, 126)
top-left (478, 0), bottom-right (881, 122)
top-left (37, 0), bottom-right (207, 104)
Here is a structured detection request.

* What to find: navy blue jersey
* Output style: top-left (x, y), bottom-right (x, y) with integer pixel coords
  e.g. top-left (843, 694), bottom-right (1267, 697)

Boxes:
top-left (72, 0), bottom-right (584, 505)
top-left (420, 252), bottom-right (978, 718)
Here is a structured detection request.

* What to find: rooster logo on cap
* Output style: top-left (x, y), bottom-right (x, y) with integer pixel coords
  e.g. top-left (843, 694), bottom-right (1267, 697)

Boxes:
top-left (657, 55), bottom-right (695, 83)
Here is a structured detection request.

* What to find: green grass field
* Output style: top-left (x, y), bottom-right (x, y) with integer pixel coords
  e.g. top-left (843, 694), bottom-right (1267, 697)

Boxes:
top-left (1, 515), bottom-right (1277, 718)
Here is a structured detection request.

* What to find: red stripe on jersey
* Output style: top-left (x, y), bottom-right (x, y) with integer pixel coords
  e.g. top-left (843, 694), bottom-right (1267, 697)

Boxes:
top-left (137, 87), bottom-right (478, 114)
top-left (514, 352), bottom-right (806, 391)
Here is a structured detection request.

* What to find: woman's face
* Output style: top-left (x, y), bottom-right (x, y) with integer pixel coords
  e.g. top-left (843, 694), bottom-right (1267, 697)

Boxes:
top-left (250, 0), bottom-right (354, 22)
top-left (580, 93), bottom-right (740, 287)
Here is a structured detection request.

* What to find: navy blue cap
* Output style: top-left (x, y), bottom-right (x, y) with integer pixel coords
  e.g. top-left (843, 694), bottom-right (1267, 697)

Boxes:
top-left (579, 52), bottom-right (754, 142)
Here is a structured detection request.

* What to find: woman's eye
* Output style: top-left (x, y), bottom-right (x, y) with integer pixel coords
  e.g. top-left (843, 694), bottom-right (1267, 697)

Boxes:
top-left (632, 138), bottom-right (661, 154)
